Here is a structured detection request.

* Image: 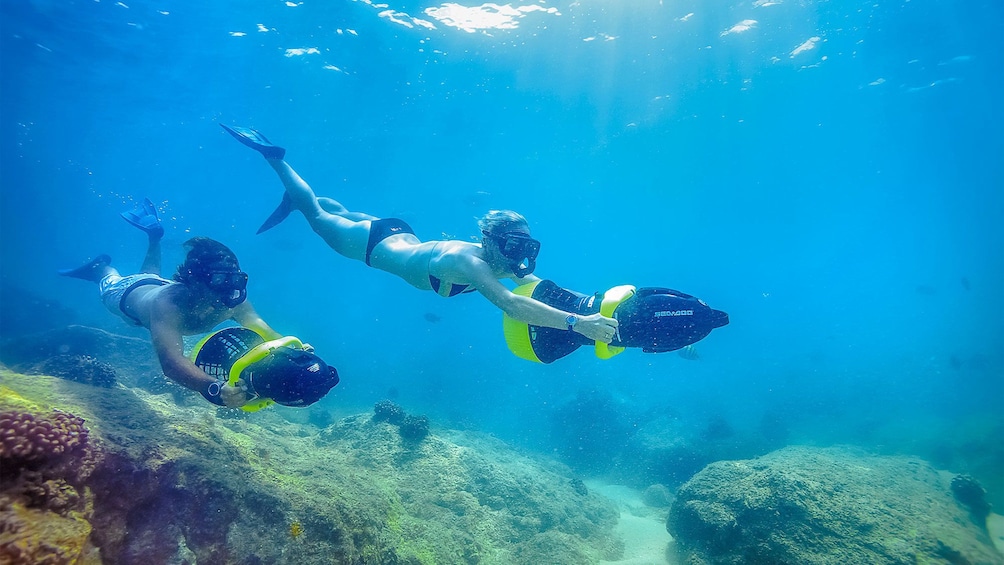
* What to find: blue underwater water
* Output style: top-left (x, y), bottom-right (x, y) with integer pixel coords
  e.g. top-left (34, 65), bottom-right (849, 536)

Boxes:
top-left (2, 0), bottom-right (1002, 498)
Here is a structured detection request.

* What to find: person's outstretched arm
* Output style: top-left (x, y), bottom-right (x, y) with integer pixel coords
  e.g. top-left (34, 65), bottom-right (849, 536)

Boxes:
top-left (148, 299), bottom-right (247, 407)
top-left (467, 262), bottom-right (619, 344)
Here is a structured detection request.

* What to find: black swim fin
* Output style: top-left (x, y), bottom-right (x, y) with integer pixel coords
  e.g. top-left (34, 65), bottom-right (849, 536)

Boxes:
top-left (257, 193), bottom-right (293, 234)
top-left (220, 124), bottom-right (286, 160)
top-left (58, 254), bottom-right (112, 282)
top-left (120, 198), bottom-right (164, 238)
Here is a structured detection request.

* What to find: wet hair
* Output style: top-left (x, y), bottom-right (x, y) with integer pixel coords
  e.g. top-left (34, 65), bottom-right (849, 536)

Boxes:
top-left (477, 210), bottom-right (529, 237)
top-left (174, 237), bottom-right (241, 284)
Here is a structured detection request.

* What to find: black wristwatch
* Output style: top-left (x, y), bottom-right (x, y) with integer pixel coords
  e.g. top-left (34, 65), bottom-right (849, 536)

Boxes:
top-left (565, 314), bottom-right (579, 332)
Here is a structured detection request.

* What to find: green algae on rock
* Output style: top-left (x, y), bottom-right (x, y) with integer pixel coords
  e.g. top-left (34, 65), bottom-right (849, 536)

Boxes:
top-left (668, 446), bottom-right (1004, 565)
top-left (1, 369), bottom-right (621, 564)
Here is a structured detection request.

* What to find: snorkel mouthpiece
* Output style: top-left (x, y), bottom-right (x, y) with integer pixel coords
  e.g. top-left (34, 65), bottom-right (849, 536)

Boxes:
top-left (221, 288), bottom-right (247, 308)
top-left (513, 256), bottom-right (536, 278)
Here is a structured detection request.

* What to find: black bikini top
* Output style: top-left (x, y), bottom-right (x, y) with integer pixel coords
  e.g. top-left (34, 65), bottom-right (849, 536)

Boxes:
top-left (429, 275), bottom-right (478, 297)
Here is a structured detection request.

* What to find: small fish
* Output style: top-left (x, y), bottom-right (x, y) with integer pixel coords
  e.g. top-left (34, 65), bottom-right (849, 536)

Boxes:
top-left (423, 312), bottom-right (442, 323)
top-left (289, 521), bottom-right (304, 539)
top-left (677, 345), bottom-right (700, 361)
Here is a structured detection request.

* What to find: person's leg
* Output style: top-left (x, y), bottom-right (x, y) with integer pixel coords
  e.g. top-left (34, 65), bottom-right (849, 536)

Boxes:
top-left (139, 234), bottom-right (162, 275)
top-left (224, 125), bottom-right (377, 230)
top-left (317, 197), bottom-right (378, 222)
top-left (267, 160), bottom-right (372, 262)
top-left (58, 255), bottom-right (117, 283)
top-left (120, 198), bottom-right (163, 275)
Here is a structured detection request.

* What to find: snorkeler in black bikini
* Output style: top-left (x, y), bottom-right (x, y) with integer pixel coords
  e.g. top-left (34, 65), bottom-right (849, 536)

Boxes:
top-left (221, 124), bottom-right (619, 344)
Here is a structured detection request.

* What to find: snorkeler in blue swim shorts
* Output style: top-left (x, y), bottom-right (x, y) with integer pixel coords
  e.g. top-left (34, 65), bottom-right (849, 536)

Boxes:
top-left (221, 124), bottom-right (620, 345)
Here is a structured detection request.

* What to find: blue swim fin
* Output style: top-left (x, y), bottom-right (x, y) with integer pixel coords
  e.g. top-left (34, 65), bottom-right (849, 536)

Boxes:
top-left (120, 198), bottom-right (164, 238)
top-left (257, 193), bottom-right (293, 234)
top-left (220, 124), bottom-right (286, 160)
top-left (58, 254), bottom-right (112, 282)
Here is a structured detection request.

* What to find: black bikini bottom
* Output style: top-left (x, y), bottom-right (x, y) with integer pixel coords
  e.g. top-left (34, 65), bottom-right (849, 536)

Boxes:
top-left (365, 218), bottom-right (415, 266)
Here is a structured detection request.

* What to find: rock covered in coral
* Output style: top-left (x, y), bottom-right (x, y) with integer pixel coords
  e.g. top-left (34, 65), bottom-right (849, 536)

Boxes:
top-left (952, 474), bottom-right (992, 519)
top-left (1, 369), bottom-right (622, 564)
top-left (667, 446), bottom-right (1004, 565)
top-left (399, 415), bottom-right (430, 442)
top-left (373, 400), bottom-right (432, 442)
top-left (372, 399), bottom-right (406, 425)
top-left (0, 325), bottom-right (159, 390)
top-left (0, 409), bottom-right (97, 521)
top-left (0, 407), bottom-right (101, 565)
top-left (0, 411), bottom-right (89, 465)
top-left (0, 502), bottom-right (101, 565)
top-left (31, 355), bottom-right (117, 388)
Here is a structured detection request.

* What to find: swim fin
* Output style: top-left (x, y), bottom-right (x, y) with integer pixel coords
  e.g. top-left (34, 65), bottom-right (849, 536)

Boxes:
top-left (257, 193), bottom-right (293, 234)
top-left (120, 198), bottom-right (164, 238)
top-left (58, 254), bottom-right (112, 282)
top-left (220, 124), bottom-right (286, 160)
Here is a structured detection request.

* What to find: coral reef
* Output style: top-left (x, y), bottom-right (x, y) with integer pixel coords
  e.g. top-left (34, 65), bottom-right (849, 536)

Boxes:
top-left (372, 399), bottom-right (406, 425)
top-left (0, 407), bottom-right (101, 565)
top-left (667, 446), bottom-right (1004, 564)
top-left (373, 400), bottom-right (432, 443)
top-left (31, 355), bottom-right (117, 388)
top-left (399, 415), bottom-right (430, 442)
top-left (0, 502), bottom-right (101, 565)
top-left (1, 369), bottom-right (621, 564)
top-left (952, 474), bottom-right (992, 519)
top-left (0, 410), bottom-right (90, 473)
top-left (0, 325), bottom-right (160, 390)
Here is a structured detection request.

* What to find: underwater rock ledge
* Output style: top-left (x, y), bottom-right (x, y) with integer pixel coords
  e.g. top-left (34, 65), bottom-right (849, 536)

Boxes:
top-left (0, 369), bottom-right (621, 564)
top-left (667, 445), bottom-right (1004, 565)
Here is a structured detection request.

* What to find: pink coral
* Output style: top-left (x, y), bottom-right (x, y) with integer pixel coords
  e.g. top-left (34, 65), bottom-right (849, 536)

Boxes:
top-left (0, 410), bottom-right (89, 464)
top-left (1, 410), bottom-right (96, 520)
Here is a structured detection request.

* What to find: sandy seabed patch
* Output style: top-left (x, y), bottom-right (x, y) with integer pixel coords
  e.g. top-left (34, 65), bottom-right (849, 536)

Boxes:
top-left (589, 482), bottom-right (680, 565)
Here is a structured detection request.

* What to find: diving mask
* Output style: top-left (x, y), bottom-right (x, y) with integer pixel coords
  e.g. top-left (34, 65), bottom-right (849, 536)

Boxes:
top-left (206, 268), bottom-right (248, 308)
top-left (483, 230), bottom-right (541, 278)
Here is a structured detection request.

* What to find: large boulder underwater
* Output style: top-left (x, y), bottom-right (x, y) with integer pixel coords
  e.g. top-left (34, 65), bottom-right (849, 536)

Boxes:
top-left (667, 445), bottom-right (1004, 565)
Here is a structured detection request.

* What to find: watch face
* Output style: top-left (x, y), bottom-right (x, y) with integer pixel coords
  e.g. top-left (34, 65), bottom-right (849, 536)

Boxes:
top-left (565, 314), bottom-right (578, 326)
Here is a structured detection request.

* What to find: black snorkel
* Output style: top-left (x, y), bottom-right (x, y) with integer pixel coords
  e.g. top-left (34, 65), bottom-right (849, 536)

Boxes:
top-left (512, 254), bottom-right (537, 278)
